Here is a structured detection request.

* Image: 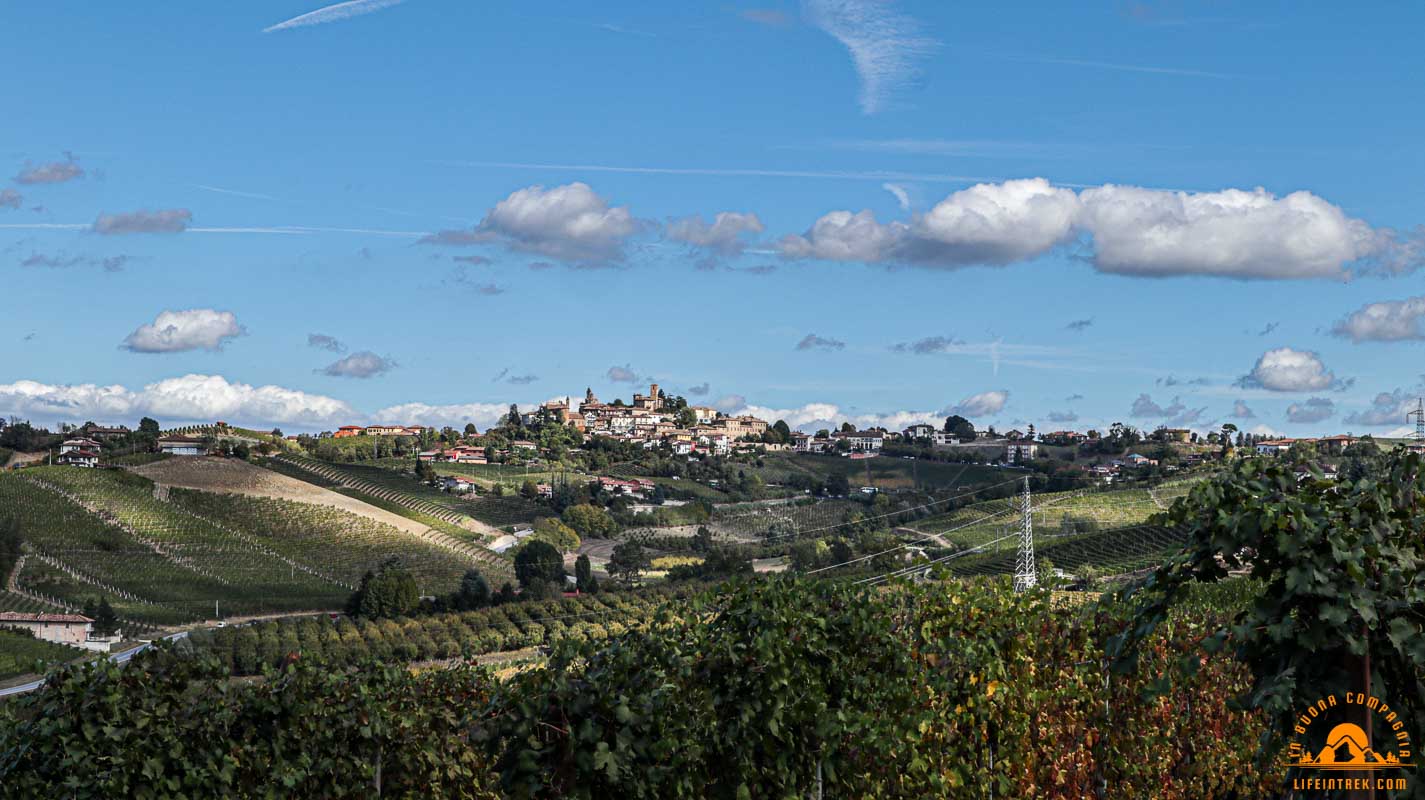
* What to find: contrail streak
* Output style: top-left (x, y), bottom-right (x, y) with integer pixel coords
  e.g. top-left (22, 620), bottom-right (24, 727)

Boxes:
top-left (263, 0), bottom-right (403, 34)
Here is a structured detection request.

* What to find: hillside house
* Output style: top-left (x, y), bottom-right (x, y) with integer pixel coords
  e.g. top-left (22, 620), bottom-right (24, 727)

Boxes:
top-left (1316, 434), bottom-right (1358, 455)
top-left (333, 425), bottom-right (364, 439)
top-left (903, 423), bottom-right (936, 440)
top-left (364, 425), bottom-right (411, 437)
top-left (832, 430), bottom-right (884, 452)
top-left (158, 435), bottom-right (209, 456)
top-left (79, 423), bottom-right (130, 440)
top-left (0, 611), bottom-right (96, 648)
top-left (1005, 440), bottom-right (1038, 464)
top-left (1160, 428), bottom-right (1193, 443)
top-left (1124, 453), bottom-right (1159, 466)
top-left (1255, 439), bottom-right (1295, 456)
top-left (58, 449), bottom-right (100, 468)
top-left (59, 437), bottom-right (101, 454)
top-left (931, 432), bottom-right (960, 446)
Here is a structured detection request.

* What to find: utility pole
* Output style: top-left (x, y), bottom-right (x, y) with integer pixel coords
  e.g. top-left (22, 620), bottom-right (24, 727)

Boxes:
top-left (1013, 477), bottom-right (1037, 592)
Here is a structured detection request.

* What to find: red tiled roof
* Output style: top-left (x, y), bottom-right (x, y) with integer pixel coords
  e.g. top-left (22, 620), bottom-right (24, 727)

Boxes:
top-left (0, 611), bottom-right (93, 624)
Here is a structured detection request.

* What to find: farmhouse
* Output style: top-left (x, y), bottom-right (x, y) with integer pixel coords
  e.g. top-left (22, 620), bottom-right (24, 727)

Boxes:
top-left (158, 435), bottom-right (209, 456)
top-left (0, 611), bottom-right (95, 647)
top-left (333, 425), bottom-right (365, 439)
top-left (59, 437), bottom-right (102, 454)
top-left (57, 449), bottom-right (99, 468)
top-left (930, 432), bottom-right (960, 447)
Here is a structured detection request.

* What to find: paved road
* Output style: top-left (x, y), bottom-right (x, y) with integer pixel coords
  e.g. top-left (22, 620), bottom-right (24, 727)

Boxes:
top-left (0, 631), bottom-right (189, 698)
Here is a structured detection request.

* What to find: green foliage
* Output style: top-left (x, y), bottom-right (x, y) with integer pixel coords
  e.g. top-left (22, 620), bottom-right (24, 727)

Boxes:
top-left (561, 503), bottom-right (617, 539)
top-left (607, 537), bottom-right (650, 585)
top-left (0, 651), bottom-right (498, 799)
top-left (575, 553), bottom-right (597, 594)
top-left (454, 569), bottom-right (492, 611)
top-left (1113, 450), bottom-right (1425, 763)
top-left (532, 517), bottom-right (580, 551)
top-left (514, 540), bottom-right (566, 589)
top-left (347, 560), bottom-right (420, 619)
top-left (0, 628), bottom-right (85, 680)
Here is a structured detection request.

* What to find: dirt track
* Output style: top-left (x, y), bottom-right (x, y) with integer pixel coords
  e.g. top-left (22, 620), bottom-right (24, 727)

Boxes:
top-left (130, 457), bottom-right (433, 537)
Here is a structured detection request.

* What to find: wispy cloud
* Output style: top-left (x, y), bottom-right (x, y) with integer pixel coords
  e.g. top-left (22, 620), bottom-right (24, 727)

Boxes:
top-left (803, 0), bottom-right (938, 114)
top-left (263, 0), bottom-right (403, 33)
top-left (193, 184), bottom-right (280, 201)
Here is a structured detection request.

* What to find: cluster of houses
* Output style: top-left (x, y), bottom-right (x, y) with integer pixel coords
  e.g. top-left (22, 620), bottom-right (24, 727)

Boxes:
top-left (332, 424), bottom-right (428, 439)
top-left (55, 432), bottom-right (210, 468)
top-left (536, 385), bottom-right (769, 455)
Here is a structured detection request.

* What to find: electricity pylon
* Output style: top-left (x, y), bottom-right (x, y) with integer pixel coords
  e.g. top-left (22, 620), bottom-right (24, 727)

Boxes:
top-left (1013, 477), bottom-right (1037, 592)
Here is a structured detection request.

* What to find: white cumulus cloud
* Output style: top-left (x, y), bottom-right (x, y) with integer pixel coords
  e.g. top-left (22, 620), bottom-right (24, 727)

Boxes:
top-left (666, 211), bottom-right (764, 257)
top-left (778, 179), bottom-right (1419, 279)
top-left (0, 374), bottom-right (356, 429)
top-left (1237, 347), bottom-right (1340, 392)
top-left (1077, 185), bottom-right (1380, 279)
top-left (1331, 296), bottom-right (1425, 342)
top-left (423, 183), bottom-right (642, 265)
top-left (121, 309), bottom-right (245, 353)
top-left (947, 390), bottom-right (1009, 418)
top-left (372, 401), bottom-right (512, 430)
top-left (778, 178), bottom-right (1079, 267)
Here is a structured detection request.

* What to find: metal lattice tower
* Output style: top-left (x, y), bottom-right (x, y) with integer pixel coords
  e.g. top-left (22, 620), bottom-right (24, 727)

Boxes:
top-left (1410, 398), bottom-right (1425, 441)
top-left (1013, 477), bottom-right (1037, 592)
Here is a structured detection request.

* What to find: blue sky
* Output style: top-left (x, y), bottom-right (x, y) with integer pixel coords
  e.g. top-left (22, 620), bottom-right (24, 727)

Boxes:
top-left (4, 1), bottom-right (1425, 436)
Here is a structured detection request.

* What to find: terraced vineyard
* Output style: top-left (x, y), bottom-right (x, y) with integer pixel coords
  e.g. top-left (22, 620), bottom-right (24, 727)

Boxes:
top-left (0, 467), bottom-right (505, 625)
top-left (167, 489), bottom-right (512, 586)
top-left (945, 523), bottom-right (1190, 578)
top-left (908, 483), bottom-right (1185, 549)
top-left (273, 456), bottom-right (543, 530)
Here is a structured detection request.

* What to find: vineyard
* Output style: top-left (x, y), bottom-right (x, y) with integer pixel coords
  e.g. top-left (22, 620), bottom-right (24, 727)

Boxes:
top-left (0, 467), bottom-right (502, 625)
top-left (0, 577), bottom-right (1280, 798)
top-left (907, 477), bottom-right (1202, 550)
top-left (188, 584), bottom-right (692, 674)
top-left (271, 456), bottom-right (544, 530)
top-left (0, 629), bottom-right (86, 681)
top-left (945, 523), bottom-right (1191, 577)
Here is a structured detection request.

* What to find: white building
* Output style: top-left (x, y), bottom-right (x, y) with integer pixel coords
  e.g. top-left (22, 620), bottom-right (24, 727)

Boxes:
top-left (158, 435), bottom-right (208, 456)
top-left (59, 437), bottom-right (101, 455)
top-left (1005, 441), bottom-right (1038, 464)
top-left (0, 611), bottom-right (105, 649)
top-left (903, 424), bottom-right (936, 440)
top-left (58, 450), bottom-right (99, 468)
top-left (931, 431), bottom-right (960, 447)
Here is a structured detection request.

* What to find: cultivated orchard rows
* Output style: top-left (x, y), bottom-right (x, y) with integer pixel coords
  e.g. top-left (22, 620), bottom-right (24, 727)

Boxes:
top-left (0, 467), bottom-right (502, 626)
top-left (190, 586), bottom-right (690, 675)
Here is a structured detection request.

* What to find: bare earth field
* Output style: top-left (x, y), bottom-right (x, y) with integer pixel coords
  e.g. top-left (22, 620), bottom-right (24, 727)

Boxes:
top-left (130, 457), bottom-right (433, 537)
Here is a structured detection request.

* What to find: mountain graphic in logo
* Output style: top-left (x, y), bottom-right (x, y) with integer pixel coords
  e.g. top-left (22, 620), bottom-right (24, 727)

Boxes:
top-left (1295, 724), bottom-right (1406, 770)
